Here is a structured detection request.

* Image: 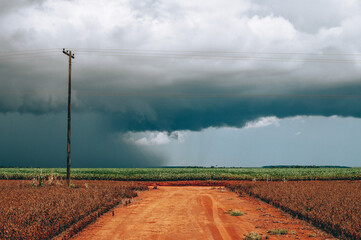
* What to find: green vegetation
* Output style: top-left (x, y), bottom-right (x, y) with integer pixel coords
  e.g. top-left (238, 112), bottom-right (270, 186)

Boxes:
top-left (0, 167), bottom-right (360, 181)
top-left (230, 211), bottom-right (243, 216)
top-left (267, 229), bottom-right (288, 235)
top-left (244, 232), bottom-right (262, 240)
top-left (224, 209), bottom-right (244, 216)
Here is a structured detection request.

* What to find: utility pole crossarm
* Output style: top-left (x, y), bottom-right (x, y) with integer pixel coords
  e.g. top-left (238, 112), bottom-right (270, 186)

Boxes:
top-left (63, 48), bottom-right (75, 59)
top-left (63, 48), bottom-right (74, 187)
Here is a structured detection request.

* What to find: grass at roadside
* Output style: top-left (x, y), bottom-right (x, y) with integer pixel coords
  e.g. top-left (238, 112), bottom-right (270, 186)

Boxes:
top-left (267, 229), bottom-right (288, 235)
top-left (244, 232), bottom-right (262, 240)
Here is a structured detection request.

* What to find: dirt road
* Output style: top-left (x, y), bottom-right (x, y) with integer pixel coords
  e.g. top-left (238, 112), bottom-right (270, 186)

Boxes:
top-left (72, 186), bottom-right (333, 240)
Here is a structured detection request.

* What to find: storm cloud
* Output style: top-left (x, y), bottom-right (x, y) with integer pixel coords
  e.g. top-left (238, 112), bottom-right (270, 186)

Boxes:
top-left (0, 112), bottom-right (164, 167)
top-left (2, 56), bottom-right (361, 132)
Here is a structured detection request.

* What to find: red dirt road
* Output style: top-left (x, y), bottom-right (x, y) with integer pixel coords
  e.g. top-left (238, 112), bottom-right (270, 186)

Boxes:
top-left (72, 187), bottom-right (334, 240)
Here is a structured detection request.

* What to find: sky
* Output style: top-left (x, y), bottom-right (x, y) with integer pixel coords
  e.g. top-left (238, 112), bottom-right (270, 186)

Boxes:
top-left (0, 0), bottom-right (361, 167)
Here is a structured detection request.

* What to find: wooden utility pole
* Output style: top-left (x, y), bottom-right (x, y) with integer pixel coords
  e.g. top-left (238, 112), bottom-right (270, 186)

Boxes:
top-left (63, 48), bottom-right (74, 187)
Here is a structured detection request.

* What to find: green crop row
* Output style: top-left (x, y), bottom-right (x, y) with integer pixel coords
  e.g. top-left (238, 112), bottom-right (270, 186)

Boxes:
top-left (0, 167), bottom-right (360, 181)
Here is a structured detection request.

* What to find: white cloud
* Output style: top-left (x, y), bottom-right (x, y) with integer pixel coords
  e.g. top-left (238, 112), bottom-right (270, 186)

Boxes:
top-left (245, 116), bottom-right (280, 129)
top-left (4, 0), bottom-right (361, 58)
top-left (247, 15), bottom-right (297, 41)
top-left (295, 131), bottom-right (302, 135)
top-left (125, 131), bottom-right (187, 146)
top-left (134, 132), bottom-right (170, 146)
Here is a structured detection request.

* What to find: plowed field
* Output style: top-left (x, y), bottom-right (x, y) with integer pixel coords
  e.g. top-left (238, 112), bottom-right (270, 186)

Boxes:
top-left (72, 187), bottom-right (334, 240)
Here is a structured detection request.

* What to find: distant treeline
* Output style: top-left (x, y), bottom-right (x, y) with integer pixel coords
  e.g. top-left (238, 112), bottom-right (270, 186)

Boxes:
top-left (262, 165), bottom-right (350, 168)
top-left (157, 165), bottom-right (353, 169)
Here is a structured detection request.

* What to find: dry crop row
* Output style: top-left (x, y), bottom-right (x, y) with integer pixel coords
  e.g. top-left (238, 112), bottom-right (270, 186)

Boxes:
top-left (226, 181), bottom-right (361, 240)
top-left (0, 180), bottom-right (147, 240)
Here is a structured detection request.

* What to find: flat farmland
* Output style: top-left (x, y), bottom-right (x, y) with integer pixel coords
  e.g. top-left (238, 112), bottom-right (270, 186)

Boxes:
top-left (0, 180), bottom-right (147, 240)
top-left (226, 181), bottom-right (361, 239)
top-left (1, 168), bottom-right (360, 239)
top-left (1, 167), bottom-right (361, 181)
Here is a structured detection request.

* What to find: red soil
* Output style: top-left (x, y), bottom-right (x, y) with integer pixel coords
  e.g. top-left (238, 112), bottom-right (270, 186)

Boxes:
top-left (71, 186), bottom-right (335, 240)
top-left (133, 180), bottom-right (241, 186)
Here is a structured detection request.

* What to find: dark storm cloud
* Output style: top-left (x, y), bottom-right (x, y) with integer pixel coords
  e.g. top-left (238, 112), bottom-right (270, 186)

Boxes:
top-left (59, 57), bottom-right (361, 132)
top-left (1, 54), bottom-right (361, 132)
top-left (0, 113), bottom-right (164, 167)
top-left (101, 82), bottom-right (361, 132)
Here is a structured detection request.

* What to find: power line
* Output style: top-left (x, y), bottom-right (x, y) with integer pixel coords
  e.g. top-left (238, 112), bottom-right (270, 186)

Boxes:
top-left (73, 48), bottom-right (361, 56)
top-left (0, 49), bottom-right (61, 57)
top-left (73, 48), bottom-right (361, 64)
top-left (74, 52), bottom-right (361, 64)
top-left (1, 48), bottom-right (361, 64)
top-left (5, 54), bottom-right (62, 60)
top-left (0, 48), bottom-right (61, 53)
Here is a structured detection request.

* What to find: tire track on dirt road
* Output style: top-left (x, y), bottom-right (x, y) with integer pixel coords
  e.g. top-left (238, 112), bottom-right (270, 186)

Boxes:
top-left (112, 188), bottom-right (181, 239)
top-left (72, 186), bottom-right (335, 240)
top-left (204, 193), bottom-right (232, 240)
